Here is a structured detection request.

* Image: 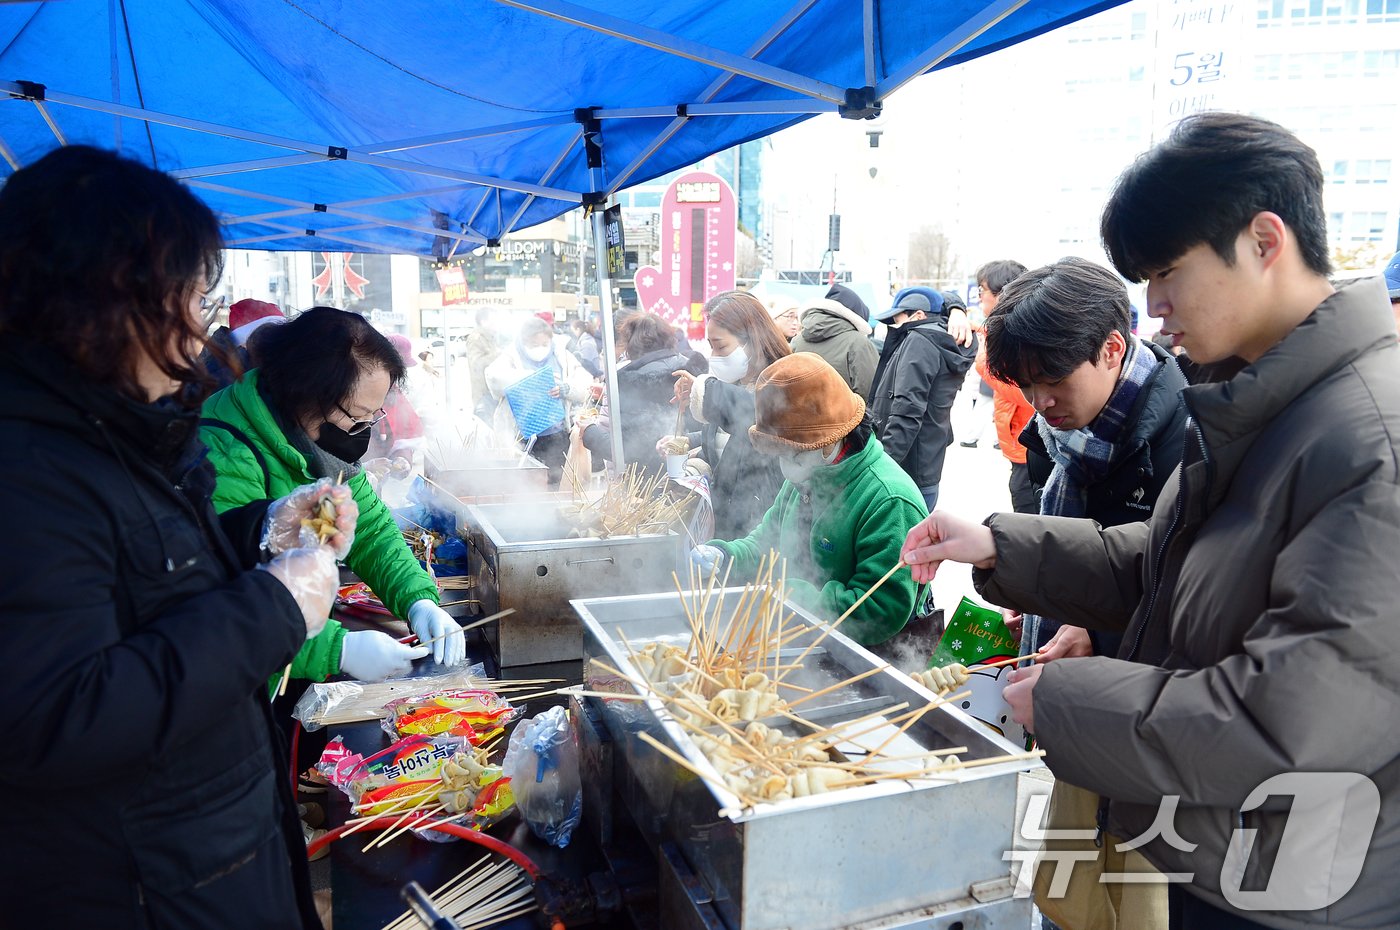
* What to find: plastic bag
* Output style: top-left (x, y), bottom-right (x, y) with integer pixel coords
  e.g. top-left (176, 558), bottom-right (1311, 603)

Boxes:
top-left (502, 705), bottom-right (582, 848)
top-left (290, 663), bottom-right (487, 731)
top-left (383, 688), bottom-right (520, 742)
top-left (316, 733), bottom-right (515, 836)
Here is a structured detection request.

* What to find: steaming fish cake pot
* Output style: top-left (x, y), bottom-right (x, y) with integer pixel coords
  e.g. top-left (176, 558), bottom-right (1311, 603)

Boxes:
top-left (467, 502), bottom-right (684, 667)
top-left (572, 588), bottom-right (1038, 930)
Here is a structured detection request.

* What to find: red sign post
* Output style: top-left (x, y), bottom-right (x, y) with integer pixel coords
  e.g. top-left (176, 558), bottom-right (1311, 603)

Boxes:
top-left (633, 170), bottom-right (737, 340)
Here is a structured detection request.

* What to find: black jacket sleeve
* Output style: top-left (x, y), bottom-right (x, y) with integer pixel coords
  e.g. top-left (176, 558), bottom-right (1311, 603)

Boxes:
top-left (0, 457), bottom-right (306, 787)
top-left (703, 378), bottom-right (758, 438)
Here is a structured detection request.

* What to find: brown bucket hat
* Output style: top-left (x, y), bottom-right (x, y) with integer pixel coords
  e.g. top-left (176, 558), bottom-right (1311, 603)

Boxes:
top-left (748, 352), bottom-right (866, 454)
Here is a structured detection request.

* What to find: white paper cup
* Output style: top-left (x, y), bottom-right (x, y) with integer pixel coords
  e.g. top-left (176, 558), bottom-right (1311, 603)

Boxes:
top-left (666, 453), bottom-right (688, 478)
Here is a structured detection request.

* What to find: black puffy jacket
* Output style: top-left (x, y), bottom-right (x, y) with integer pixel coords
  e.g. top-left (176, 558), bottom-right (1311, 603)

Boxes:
top-left (0, 339), bottom-right (319, 929)
top-left (694, 377), bottom-right (785, 539)
top-left (869, 318), bottom-right (978, 490)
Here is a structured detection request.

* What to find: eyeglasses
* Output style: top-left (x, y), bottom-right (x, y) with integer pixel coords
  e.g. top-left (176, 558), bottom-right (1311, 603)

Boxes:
top-left (336, 403), bottom-right (388, 435)
top-left (198, 294), bottom-right (226, 327)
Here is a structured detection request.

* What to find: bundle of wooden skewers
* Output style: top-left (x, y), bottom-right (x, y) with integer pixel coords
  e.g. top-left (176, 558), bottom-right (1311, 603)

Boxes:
top-left (581, 554), bottom-right (1043, 811)
top-left (380, 853), bottom-right (537, 930)
top-left (564, 462), bottom-right (691, 539)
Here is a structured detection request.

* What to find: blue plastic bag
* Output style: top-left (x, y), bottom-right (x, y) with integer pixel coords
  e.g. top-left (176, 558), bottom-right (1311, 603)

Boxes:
top-left (501, 706), bottom-right (582, 848)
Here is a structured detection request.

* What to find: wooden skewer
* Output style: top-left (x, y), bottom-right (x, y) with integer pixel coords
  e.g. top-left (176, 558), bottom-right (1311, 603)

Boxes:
top-left (783, 664), bottom-right (893, 709)
top-left (276, 663), bottom-right (292, 698)
top-left (637, 731), bottom-right (753, 807)
top-left (969, 651), bottom-right (1045, 671)
top-left (406, 608), bottom-right (517, 648)
top-left (830, 768), bottom-right (960, 788)
top-left (369, 805), bottom-right (450, 849)
top-left (419, 473), bottom-right (463, 501)
top-left (943, 749), bottom-right (1046, 770)
top-left (780, 560), bottom-right (906, 681)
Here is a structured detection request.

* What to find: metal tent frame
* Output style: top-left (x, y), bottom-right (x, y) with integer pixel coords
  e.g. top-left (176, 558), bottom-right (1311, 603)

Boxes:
top-left (0, 0), bottom-right (1117, 465)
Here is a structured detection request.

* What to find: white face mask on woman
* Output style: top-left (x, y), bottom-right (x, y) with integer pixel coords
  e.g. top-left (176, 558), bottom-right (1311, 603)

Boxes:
top-left (708, 345), bottom-right (749, 384)
top-left (778, 443), bottom-right (840, 484)
top-left (523, 344), bottom-right (552, 363)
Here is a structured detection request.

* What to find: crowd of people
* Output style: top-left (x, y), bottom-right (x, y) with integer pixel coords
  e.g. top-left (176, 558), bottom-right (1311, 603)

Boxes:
top-left (5, 109), bottom-right (1400, 930)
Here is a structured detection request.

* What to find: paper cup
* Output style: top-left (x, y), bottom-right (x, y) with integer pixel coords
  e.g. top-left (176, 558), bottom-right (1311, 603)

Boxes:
top-left (666, 453), bottom-right (688, 478)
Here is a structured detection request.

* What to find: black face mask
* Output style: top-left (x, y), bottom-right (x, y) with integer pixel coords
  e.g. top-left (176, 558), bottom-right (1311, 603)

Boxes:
top-left (314, 423), bottom-right (372, 462)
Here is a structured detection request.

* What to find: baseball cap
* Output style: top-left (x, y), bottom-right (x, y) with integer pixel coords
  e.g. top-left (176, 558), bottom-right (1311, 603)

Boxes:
top-left (1384, 251), bottom-right (1400, 300)
top-left (873, 289), bottom-right (943, 323)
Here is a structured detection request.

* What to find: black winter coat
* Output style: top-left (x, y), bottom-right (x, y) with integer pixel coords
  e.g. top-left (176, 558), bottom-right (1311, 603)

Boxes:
top-left (604, 347), bottom-right (706, 477)
top-left (694, 377), bottom-right (785, 539)
top-left (0, 340), bottom-right (319, 929)
top-left (1019, 341), bottom-right (1188, 656)
top-left (869, 318), bottom-right (978, 490)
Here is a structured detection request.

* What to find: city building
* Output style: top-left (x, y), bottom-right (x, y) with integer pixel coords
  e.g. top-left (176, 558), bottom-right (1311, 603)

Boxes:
top-left (764, 0), bottom-right (1400, 300)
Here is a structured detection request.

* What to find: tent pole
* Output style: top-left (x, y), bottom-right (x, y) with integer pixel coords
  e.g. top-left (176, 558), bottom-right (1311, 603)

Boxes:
top-left (581, 112), bottom-right (625, 472)
top-left (874, 0), bottom-right (1029, 99)
top-left (590, 195), bottom-right (624, 470)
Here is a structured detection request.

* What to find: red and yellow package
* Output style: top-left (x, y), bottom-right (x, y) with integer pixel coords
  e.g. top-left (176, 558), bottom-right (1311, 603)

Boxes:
top-left (385, 689), bottom-right (519, 742)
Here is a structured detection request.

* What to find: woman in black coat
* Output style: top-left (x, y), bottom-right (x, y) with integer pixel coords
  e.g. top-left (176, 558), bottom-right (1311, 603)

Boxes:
top-left (0, 146), bottom-right (348, 930)
top-left (672, 292), bottom-right (792, 538)
top-left (581, 312), bottom-right (707, 475)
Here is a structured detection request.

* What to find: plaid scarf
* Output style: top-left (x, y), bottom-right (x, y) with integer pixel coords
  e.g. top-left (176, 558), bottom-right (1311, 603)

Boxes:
top-left (1034, 337), bottom-right (1158, 519)
top-left (1021, 338), bottom-right (1159, 660)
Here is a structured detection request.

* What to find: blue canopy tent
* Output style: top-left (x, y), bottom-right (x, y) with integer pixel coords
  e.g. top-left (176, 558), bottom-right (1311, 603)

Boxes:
top-left (0, 0), bottom-right (1125, 462)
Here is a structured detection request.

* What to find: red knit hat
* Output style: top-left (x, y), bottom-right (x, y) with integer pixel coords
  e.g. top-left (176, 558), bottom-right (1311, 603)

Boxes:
top-left (228, 298), bottom-right (283, 331)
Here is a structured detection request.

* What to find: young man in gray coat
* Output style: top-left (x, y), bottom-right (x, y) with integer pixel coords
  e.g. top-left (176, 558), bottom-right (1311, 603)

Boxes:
top-left (903, 113), bottom-right (1400, 929)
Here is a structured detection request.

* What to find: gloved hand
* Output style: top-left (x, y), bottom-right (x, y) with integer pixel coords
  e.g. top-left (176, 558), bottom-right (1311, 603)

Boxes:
top-left (262, 479), bottom-right (358, 559)
top-left (408, 599), bottom-right (466, 667)
top-left (339, 630), bottom-right (430, 682)
top-left (258, 546), bottom-right (338, 638)
top-left (690, 544), bottom-right (725, 577)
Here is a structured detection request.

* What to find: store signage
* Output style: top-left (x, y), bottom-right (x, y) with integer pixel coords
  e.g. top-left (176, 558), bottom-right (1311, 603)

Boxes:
top-left (435, 265), bottom-right (469, 306)
top-left (491, 239), bottom-right (580, 262)
top-left (604, 205), bottom-right (626, 279)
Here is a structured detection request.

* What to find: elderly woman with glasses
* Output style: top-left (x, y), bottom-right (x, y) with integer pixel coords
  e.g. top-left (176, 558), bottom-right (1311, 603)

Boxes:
top-left (201, 307), bottom-right (466, 691)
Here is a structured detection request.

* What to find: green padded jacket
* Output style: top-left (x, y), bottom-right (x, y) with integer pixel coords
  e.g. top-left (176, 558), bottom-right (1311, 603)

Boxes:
top-left (711, 437), bottom-right (927, 646)
top-left (200, 371), bottom-right (439, 683)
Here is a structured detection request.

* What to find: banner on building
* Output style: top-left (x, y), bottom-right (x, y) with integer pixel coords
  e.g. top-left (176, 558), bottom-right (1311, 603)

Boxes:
top-left (435, 265), bottom-right (469, 306)
top-left (633, 170), bottom-right (737, 339)
top-left (1150, 0), bottom-right (1248, 142)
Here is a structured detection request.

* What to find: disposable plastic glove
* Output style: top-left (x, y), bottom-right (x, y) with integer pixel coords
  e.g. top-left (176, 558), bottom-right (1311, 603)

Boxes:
top-left (690, 544), bottom-right (725, 577)
top-left (262, 478), bottom-right (358, 559)
top-left (258, 546), bottom-right (338, 638)
top-left (339, 630), bottom-right (430, 682)
top-left (408, 599), bottom-right (466, 667)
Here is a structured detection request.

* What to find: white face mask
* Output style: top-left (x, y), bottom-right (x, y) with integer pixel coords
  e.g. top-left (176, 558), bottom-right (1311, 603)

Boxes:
top-left (779, 444), bottom-right (840, 484)
top-left (708, 345), bottom-right (749, 383)
top-left (524, 344), bottom-right (552, 363)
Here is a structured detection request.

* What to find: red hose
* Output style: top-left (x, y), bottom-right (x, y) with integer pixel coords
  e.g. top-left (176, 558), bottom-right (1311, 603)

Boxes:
top-left (289, 723), bottom-right (302, 795)
top-left (305, 814), bottom-right (565, 929)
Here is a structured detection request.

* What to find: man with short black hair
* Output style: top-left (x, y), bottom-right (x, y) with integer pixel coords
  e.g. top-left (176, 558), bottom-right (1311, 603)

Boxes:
top-left (904, 112), bottom-right (1400, 930)
top-left (985, 255), bottom-right (1186, 663)
top-left (870, 286), bottom-right (977, 510)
